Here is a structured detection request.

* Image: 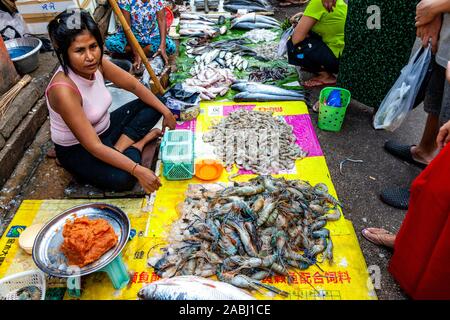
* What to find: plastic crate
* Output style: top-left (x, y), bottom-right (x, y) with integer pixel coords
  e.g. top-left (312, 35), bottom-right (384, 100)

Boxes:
top-left (317, 87), bottom-right (351, 132)
top-left (161, 130), bottom-right (195, 180)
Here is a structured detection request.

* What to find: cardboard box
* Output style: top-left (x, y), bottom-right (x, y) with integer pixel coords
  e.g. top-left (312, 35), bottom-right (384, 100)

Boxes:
top-left (16, 0), bottom-right (97, 35)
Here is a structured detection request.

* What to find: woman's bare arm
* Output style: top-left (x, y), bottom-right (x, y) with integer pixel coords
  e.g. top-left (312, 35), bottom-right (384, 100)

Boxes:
top-left (291, 15), bottom-right (318, 45)
top-left (101, 58), bottom-right (176, 129)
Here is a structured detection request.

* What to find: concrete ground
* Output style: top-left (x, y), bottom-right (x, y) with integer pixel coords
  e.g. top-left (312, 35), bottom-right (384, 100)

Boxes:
top-left (0, 3), bottom-right (425, 300)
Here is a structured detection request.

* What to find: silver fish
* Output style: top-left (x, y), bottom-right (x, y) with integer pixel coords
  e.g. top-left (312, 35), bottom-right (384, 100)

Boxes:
top-left (231, 22), bottom-right (280, 30)
top-left (138, 276), bottom-right (256, 300)
top-left (234, 92), bottom-right (305, 102)
top-left (224, 4), bottom-right (271, 13)
top-left (231, 13), bottom-right (280, 28)
top-left (232, 82), bottom-right (304, 98)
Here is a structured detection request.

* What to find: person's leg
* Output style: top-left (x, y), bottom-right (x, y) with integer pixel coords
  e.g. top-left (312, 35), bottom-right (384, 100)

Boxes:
top-left (142, 35), bottom-right (176, 57)
top-left (109, 99), bottom-right (163, 152)
top-left (410, 114), bottom-right (440, 164)
top-left (411, 62), bottom-right (446, 164)
top-left (288, 33), bottom-right (339, 87)
top-left (55, 142), bottom-right (140, 191)
top-left (384, 62), bottom-right (445, 167)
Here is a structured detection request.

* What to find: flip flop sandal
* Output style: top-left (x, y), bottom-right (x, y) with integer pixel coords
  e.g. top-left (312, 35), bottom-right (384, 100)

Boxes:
top-left (361, 228), bottom-right (395, 248)
top-left (384, 140), bottom-right (427, 169)
top-left (312, 101), bottom-right (320, 113)
top-left (280, 0), bottom-right (309, 6)
top-left (302, 79), bottom-right (337, 88)
top-left (380, 187), bottom-right (410, 210)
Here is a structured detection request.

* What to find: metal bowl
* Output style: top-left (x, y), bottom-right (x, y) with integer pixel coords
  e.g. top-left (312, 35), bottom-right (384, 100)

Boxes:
top-left (5, 37), bottom-right (42, 74)
top-left (32, 203), bottom-right (130, 278)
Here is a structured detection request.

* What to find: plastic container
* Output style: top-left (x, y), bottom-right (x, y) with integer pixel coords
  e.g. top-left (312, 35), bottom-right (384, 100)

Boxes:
top-left (161, 130), bottom-right (195, 180)
top-left (195, 159), bottom-right (223, 181)
top-left (317, 87), bottom-right (351, 132)
top-left (100, 254), bottom-right (129, 290)
top-left (67, 254), bottom-right (130, 298)
top-left (0, 270), bottom-right (46, 300)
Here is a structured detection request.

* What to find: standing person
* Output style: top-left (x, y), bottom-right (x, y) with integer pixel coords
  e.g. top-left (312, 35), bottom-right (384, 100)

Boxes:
top-left (362, 78), bottom-right (450, 299)
top-left (381, 0), bottom-right (450, 209)
top-left (105, 0), bottom-right (176, 70)
top-left (286, 0), bottom-right (348, 87)
top-left (47, 10), bottom-right (176, 193)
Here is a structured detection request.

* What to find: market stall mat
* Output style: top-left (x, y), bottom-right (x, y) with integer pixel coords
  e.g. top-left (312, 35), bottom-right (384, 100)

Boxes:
top-left (0, 102), bottom-right (377, 300)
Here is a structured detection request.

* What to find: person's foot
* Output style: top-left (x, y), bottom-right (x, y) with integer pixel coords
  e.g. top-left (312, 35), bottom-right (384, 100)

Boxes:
top-left (410, 145), bottom-right (437, 165)
top-left (384, 141), bottom-right (428, 169)
top-left (133, 128), bottom-right (163, 151)
top-left (302, 74), bottom-right (337, 88)
top-left (312, 100), bottom-right (320, 113)
top-left (46, 147), bottom-right (61, 166)
top-left (361, 228), bottom-right (396, 248)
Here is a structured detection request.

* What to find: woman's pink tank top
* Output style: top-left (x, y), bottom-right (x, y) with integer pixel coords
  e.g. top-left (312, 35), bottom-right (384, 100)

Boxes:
top-left (45, 66), bottom-right (112, 146)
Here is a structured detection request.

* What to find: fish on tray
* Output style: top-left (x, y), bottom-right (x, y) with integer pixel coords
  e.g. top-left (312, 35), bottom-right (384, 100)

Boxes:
top-left (138, 276), bottom-right (256, 300)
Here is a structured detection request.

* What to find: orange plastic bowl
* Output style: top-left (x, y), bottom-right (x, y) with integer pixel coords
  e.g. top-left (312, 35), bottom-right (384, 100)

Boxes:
top-left (195, 159), bottom-right (223, 181)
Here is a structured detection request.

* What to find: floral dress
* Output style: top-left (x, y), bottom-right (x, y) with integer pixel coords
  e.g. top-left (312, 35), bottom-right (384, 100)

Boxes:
top-left (105, 0), bottom-right (176, 56)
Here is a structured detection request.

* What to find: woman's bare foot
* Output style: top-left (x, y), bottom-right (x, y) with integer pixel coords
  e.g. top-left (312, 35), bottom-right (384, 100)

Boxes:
top-left (132, 128), bottom-right (163, 152)
top-left (410, 145), bottom-right (438, 165)
top-left (361, 228), bottom-right (396, 248)
top-left (302, 72), bottom-right (336, 88)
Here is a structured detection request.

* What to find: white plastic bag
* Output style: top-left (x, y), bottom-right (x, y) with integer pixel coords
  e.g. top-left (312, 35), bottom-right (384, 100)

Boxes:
top-left (373, 45), bottom-right (432, 131)
top-left (277, 26), bottom-right (294, 58)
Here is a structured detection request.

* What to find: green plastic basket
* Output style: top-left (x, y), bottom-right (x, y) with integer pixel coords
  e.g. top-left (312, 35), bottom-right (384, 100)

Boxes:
top-left (160, 130), bottom-right (195, 180)
top-left (317, 87), bottom-right (351, 132)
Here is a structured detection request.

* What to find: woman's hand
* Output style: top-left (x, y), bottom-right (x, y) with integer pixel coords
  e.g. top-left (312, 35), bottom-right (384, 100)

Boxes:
top-left (154, 45), bottom-right (169, 65)
top-left (416, 0), bottom-right (439, 27)
top-left (133, 165), bottom-right (162, 193)
top-left (437, 120), bottom-right (450, 149)
top-left (133, 52), bottom-right (142, 71)
top-left (436, 62), bottom-right (450, 149)
top-left (163, 110), bottom-right (177, 130)
top-left (416, 14), bottom-right (442, 53)
top-left (322, 0), bottom-right (337, 12)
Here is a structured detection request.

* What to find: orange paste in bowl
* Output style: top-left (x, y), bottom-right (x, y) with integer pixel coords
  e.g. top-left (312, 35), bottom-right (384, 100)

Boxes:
top-left (60, 216), bottom-right (118, 267)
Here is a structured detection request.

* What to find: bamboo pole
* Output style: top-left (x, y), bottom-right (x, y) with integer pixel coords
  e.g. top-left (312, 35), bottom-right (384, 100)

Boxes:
top-left (107, 0), bottom-right (165, 95)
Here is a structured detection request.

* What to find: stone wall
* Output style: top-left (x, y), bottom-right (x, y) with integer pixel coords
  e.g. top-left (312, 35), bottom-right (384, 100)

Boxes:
top-left (0, 52), bottom-right (58, 188)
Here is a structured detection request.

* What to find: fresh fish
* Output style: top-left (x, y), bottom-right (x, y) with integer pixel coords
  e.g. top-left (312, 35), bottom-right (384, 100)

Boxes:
top-left (180, 25), bottom-right (218, 31)
top-left (231, 82), bottom-right (304, 98)
top-left (231, 13), bottom-right (280, 27)
top-left (138, 276), bottom-right (256, 300)
top-left (234, 92), bottom-right (305, 102)
top-left (224, 4), bottom-right (271, 13)
top-left (179, 19), bottom-right (216, 26)
top-left (180, 13), bottom-right (215, 23)
top-left (231, 22), bottom-right (280, 30)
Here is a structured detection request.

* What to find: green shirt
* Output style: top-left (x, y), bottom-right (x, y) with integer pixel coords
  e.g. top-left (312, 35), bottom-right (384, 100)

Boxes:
top-left (303, 0), bottom-right (348, 58)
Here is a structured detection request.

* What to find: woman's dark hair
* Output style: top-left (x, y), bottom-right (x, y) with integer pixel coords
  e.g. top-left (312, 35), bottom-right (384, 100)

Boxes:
top-left (48, 9), bottom-right (104, 74)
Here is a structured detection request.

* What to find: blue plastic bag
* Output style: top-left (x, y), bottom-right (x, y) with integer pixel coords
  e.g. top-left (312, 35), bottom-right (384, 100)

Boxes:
top-left (326, 89), bottom-right (342, 108)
